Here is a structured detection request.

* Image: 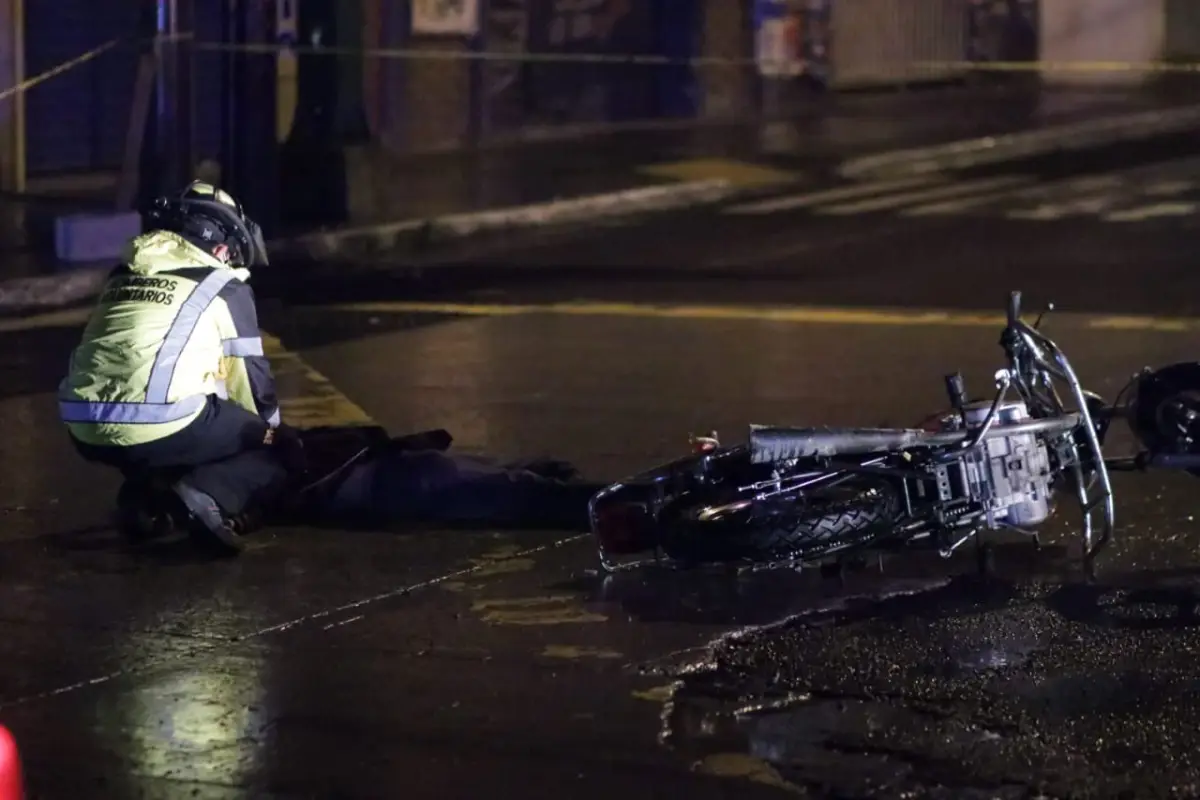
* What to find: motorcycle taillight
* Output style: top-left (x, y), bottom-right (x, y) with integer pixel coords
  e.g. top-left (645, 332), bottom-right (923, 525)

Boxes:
top-left (592, 501), bottom-right (655, 555)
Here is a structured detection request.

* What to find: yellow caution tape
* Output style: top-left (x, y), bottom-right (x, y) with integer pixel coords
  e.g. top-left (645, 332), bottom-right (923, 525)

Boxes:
top-left (0, 33), bottom-right (193, 103)
top-left (916, 59), bottom-right (1200, 74)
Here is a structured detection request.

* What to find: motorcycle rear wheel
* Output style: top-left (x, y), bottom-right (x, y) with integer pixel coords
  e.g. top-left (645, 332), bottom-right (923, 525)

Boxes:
top-left (662, 477), bottom-right (901, 564)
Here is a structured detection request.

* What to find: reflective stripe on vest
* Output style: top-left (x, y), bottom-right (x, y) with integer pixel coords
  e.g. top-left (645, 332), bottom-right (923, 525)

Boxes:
top-left (59, 270), bottom-right (237, 424)
top-left (223, 336), bottom-right (264, 357)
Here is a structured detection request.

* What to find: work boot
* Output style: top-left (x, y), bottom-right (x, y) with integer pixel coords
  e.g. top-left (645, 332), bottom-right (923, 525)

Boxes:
top-left (170, 480), bottom-right (246, 556)
top-left (227, 505), bottom-right (265, 537)
top-left (115, 477), bottom-right (180, 542)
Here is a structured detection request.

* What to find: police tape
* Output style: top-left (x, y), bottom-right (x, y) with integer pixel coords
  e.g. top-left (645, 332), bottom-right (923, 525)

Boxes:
top-left (0, 39), bottom-right (120, 103)
top-left (0, 34), bottom-right (799, 78)
top-left (0, 32), bottom-right (193, 103)
top-left (186, 41), bottom-right (1200, 76)
top-left (915, 59), bottom-right (1200, 74)
top-left (189, 39), bottom-right (750, 66)
top-left (12, 33), bottom-right (1200, 76)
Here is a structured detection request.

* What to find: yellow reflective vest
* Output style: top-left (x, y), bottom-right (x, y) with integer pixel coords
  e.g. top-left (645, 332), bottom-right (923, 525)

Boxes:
top-left (59, 230), bottom-right (277, 447)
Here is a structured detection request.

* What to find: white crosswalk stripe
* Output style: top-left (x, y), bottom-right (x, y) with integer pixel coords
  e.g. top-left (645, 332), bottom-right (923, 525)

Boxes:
top-left (818, 175), bottom-right (1032, 215)
top-left (725, 175), bottom-right (944, 215)
top-left (903, 180), bottom-right (1048, 217)
top-left (721, 164), bottom-right (1200, 224)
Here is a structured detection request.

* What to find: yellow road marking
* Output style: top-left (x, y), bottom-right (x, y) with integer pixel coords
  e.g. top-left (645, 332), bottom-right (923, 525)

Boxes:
top-left (1087, 315), bottom-right (1194, 333)
top-left (12, 298), bottom-right (1200, 338)
top-left (694, 753), bottom-right (805, 794)
top-left (471, 595), bottom-right (607, 626)
top-left (639, 158), bottom-right (799, 188)
top-left (465, 543), bottom-right (536, 579)
top-left (261, 334), bottom-right (374, 428)
top-left (542, 645), bottom-right (623, 660)
top-left (631, 684), bottom-right (676, 703)
top-left (326, 299), bottom-right (1200, 333)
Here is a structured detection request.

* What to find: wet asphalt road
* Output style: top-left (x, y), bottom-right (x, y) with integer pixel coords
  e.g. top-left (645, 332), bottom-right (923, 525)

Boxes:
top-left (309, 143), bottom-right (1200, 318)
top-left (7, 153), bottom-right (1200, 797)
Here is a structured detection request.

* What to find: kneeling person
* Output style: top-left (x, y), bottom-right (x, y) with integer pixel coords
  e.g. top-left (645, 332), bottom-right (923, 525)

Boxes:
top-left (58, 181), bottom-right (294, 546)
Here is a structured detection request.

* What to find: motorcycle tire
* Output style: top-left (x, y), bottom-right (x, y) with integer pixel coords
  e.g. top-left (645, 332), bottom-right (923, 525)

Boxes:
top-left (662, 477), bottom-right (900, 564)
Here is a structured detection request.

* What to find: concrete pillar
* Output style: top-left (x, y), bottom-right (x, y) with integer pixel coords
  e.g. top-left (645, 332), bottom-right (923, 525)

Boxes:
top-left (281, 0), bottom-right (371, 228)
top-left (0, 0), bottom-right (21, 194)
top-left (403, 38), bottom-right (472, 152)
top-left (1163, 0), bottom-right (1200, 61)
top-left (0, 0), bottom-right (22, 250)
top-left (698, 0), bottom-right (753, 119)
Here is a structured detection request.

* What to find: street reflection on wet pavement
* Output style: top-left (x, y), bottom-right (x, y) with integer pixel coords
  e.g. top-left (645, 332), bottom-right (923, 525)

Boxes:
top-left (8, 280), bottom-right (1200, 796)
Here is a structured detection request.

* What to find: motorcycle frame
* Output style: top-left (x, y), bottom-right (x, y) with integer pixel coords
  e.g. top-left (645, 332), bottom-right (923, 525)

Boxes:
top-left (590, 292), bottom-right (1119, 575)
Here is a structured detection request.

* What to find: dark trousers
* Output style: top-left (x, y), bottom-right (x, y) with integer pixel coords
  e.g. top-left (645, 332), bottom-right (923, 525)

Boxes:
top-left (71, 395), bottom-right (289, 516)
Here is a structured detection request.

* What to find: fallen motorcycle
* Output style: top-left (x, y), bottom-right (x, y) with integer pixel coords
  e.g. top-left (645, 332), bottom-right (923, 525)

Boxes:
top-left (588, 291), bottom-right (1200, 574)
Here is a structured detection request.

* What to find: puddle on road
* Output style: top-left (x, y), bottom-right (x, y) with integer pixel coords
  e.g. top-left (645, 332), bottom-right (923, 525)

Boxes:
top-left (653, 560), bottom-right (1200, 798)
top-left (585, 538), bottom-right (1070, 631)
top-left (677, 696), bottom-right (1014, 797)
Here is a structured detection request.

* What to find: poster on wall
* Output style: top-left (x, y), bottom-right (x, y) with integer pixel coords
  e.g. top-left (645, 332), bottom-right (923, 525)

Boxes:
top-left (753, 0), bottom-right (804, 78)
top-left (541, 0), bottom-right (630, 49)
top-left (753, 0), bottom-right (831, 83)
top-left (411, 0), bottom-right (481, 36)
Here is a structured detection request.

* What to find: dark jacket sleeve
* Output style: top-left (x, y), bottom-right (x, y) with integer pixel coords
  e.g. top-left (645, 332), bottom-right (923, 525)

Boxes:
top-left (216, 279), bottom-right (281, 427)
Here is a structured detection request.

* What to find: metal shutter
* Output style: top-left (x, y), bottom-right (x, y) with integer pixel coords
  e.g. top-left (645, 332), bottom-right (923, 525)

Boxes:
top-left (23, 0), bottom-right (140, 174)
top-left (830, 0), bottom-right (969, 89)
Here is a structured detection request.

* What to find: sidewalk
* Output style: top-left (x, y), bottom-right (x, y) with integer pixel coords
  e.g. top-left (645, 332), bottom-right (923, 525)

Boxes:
top-left (338, 82), bottom-right (1198, 227)
top-left (1, 81), bottom-right (1195, 295)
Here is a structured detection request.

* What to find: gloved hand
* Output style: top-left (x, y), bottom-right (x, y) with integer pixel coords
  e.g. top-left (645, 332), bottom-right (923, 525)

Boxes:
top-left (268, 422), bottom-right (308, 476)
top-left (508, 457), bottom-right (581, 482)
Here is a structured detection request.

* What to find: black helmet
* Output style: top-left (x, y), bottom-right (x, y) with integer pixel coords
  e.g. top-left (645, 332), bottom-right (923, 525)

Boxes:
top-left (145, 181), bottom-right (269, 267)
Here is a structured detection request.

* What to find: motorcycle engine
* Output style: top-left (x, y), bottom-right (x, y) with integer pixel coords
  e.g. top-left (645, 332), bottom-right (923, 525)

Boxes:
top-left (937, 400), bottom-right (1053, 527)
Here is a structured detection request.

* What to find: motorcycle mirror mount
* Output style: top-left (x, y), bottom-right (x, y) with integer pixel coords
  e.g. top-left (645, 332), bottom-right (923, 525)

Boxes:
top-left (1033, 302), bottom-right (1055, 330)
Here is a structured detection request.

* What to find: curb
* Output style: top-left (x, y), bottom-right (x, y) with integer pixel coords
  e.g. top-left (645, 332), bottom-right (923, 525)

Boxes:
top-left (839, 103), bottom-right (1200, 179)
top-left (0, 179), bottom-right (740, 315)
top-left (272, 178), bottom-right (738, 262)
top-left (0, 266), bottom-right (112, 314)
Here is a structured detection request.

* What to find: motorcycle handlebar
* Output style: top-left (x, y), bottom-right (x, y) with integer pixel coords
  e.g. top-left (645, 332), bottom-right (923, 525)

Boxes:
top-left (1006, 291), bottom-right (1022, 327)
top-left (1001, 291), bottom-right (1076, 393)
